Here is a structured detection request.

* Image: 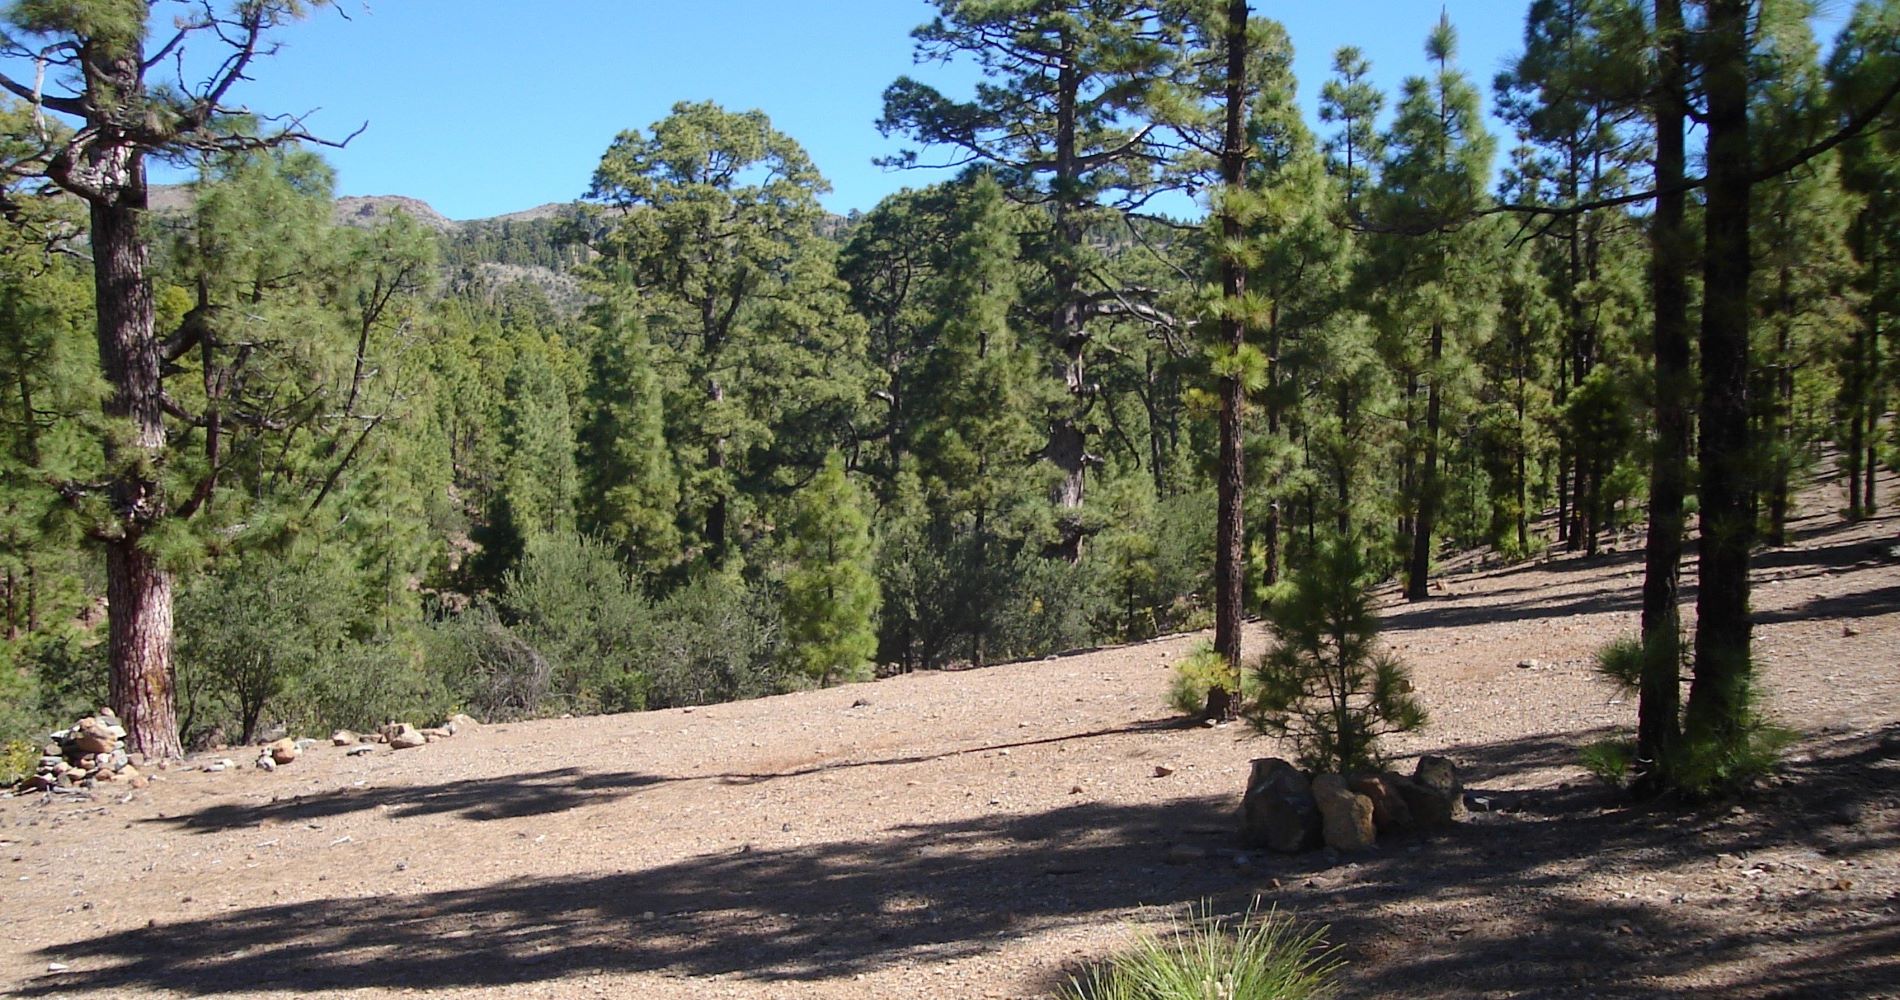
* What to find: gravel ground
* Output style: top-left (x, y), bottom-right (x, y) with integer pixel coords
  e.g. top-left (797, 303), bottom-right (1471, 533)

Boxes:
top-left (4, 476), bottom-right (1897, 999)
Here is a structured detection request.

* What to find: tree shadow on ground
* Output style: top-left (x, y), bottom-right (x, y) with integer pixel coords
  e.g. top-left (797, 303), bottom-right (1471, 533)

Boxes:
top-left (146, 719), bottom-right (1188, 835)
top-left (26, 724), bottom-right (1900, 998)
top-left (143, 768), bottom-right (671, 832)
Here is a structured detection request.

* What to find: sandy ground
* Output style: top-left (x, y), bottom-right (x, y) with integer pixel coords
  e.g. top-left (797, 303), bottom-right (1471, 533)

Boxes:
top-left (3, 475), bottom-right (1898, 1000)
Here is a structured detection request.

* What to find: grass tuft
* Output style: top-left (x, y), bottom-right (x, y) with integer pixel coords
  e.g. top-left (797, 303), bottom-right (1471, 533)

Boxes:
top-left (1060, 901), bottom-right (1340, 1000)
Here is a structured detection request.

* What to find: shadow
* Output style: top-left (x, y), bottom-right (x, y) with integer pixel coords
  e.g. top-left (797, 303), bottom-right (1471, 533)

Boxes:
top-left (1378, 587), bottom-right (1647, 634)
top-left (146, 768), bottom-right (670, 833)
top-left (147, 719), bottom-right (1187, 834)
top-left (1756, 584), bottom-right (1900, 625)
top-left (28, 725), bottom-right (1899, 998)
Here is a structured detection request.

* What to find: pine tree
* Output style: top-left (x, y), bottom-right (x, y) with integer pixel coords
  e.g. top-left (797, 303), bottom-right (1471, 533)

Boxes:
top-left (1374, 14), bottom-right (1497, 599)
top-left (1249, 535), bottom-right (1426, 774)
top-left (0, 2), bottom-right (355, 757)
top-left (578, 293), bottom-right (682, 575)
top-left (783, 452), bottom-right (880, 687)
top-left (880, 1), bottom-right (1185, 559)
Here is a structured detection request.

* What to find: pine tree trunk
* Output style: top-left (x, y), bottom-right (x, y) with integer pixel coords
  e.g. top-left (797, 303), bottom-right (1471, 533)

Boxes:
top-left (1685, 0), bottom-right (1755, 758)
top-left (1045, 29), bottom-right (1089, 563)
top-left (90, 171), bottom-right (185, 760)
top-left (1637, 0), bottom-right (1689, 790)
top-left (1406, 322), bottom-right (1444, 600)
top-left (1206, 0), bottom-right (1249, 723)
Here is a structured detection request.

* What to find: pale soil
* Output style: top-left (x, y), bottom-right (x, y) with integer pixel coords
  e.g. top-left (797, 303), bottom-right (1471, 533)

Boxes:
top-left (4, 476), bottom-right (1898, 1000)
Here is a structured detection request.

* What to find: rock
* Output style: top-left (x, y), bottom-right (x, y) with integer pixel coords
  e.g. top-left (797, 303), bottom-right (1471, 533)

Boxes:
top-left (109, 749), bottom-right (129, 770)
top-left (1312, 773), bottom-right (1377, 851)
top-left (1153, 765), bottom-right (1175, 778)
top-left (118, 765), bottom-right (141, 781)
top-left (294, 738), bottom-right (318, 751)
top-left (1395, 757), bottom-right (1469, 828)
top-left (1349, 772), bottom-right (1416, 833)
top-left (445, 713), bottom-right (480, 735)
top-left (346, 745), bottom-right (376, 757)
top-left (267, 738), bottom-right (300, 765)
top-left (1165, 843), bottom-right (1208, 865)
top-left (1517, 658), bottom-right (1540, 670)
top-left (1842, 624), bottom-right (1861, 638)
top-left (331, 730), bottom-right (360, 746)
top-left (1239, 758), bottom-right (1322, 854)
top-left (69, 717), bottom-right (118, 755)
top-left (254, 755), bottom-right (276, 772)
top-left (385, 724), bottom-right (427, 750)
top-left (420, 726), bottom-right (452, 740)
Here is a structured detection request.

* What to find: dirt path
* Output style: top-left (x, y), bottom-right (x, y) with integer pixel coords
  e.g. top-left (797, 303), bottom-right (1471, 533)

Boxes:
top-left (4, 477), bottom-right (1898, 999)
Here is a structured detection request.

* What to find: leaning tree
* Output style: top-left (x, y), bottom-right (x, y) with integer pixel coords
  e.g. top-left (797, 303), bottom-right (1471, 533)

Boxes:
top-left (0, 0), bottom-right (346, 757)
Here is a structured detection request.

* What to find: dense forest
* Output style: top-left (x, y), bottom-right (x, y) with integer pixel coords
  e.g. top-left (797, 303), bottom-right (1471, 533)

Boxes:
top-left (1, 0), bottom-right (1896, 798)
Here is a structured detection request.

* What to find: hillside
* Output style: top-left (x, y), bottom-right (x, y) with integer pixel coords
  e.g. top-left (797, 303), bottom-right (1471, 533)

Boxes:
top-left (2, 477), bottom-right (1897, 999)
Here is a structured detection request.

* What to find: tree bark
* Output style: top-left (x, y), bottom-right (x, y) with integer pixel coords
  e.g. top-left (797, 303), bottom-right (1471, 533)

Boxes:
top-left (1406, 321), bottom-right (1443, 601)
top-left (1637, 0), bottom-right (1689, 791)
top-left (1684, 0), bottom-right (1755, 758)
top-left (1206, 0), bottom-right (1249, 722)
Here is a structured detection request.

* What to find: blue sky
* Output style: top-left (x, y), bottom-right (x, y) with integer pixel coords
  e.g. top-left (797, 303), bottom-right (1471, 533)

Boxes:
top-left (124, 1), bottom-right (1848, 220)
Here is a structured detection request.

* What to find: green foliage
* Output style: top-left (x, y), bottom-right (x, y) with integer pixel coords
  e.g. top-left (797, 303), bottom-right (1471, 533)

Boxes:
top-left (1169, 644), bottom-right (1249, 719)
top-left (0, 738), bottom-right (35, 785)
top-left (781, 453), bottom-right (880, 687)
top-left (174, 548), bottom-right (360, 744)
top-left (1059, 902), bottom-right (1340, 1000)
top-left (1673, 711), bottom-right (1797, 800)
top-left (1248, 537), bottom-right (1425, 774)
top-left (502, 532), bottom-right (652, 714)
top-left (1581, 738), bottom-right (1635, 786)
top-left (645, 571), bottom-right (788, 708)
top-left (1591, 635), bottom-right (1645, 693)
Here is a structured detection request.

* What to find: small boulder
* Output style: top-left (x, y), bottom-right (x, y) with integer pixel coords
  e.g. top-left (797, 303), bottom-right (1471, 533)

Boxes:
top-left (1349, 772), bottom-right (1416, 833)
top-left (1239, 758), bottom-right (1322, 853)
top-left (331, 730), bottom-right (360, 746)
top-left (420, 726), bottom-right (453, 740)
top-left (1394, 756), bottom-right (1468, 828)
top-left (267, 738), bottom-right (300, 765)
top-left (1312, 773), bottom-right (1377, 851)
top-left (254, 754), bottom-right (276, 772)
top-left (445, 713), bottom-right (480, 735)
top-left (346, 745), bottom-right (376, 757)
top-left (69, 717), bottom-right (118, 755)
top-left (385, 724), bottom-right (427, 750)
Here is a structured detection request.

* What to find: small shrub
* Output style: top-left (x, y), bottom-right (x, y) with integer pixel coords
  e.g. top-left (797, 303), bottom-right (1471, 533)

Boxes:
top-left (1168, 644), bottom-right (1256, 718)
top-left (0, 739), bottom-right (37, 786)
top-left (1591, 636), bottom-right (1644, 693)
top-left (1060, 901), bottom-right (1340, 1000)
top-left (1581, 738), bottom-right (1635, 786)
top-left (1248, 537), bottom-right (1425, 774)
top-left (1673, 715), bottom-right (1797, 799)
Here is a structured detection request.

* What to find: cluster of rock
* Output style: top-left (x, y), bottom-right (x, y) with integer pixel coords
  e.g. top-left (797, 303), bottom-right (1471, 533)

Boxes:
top-left (20, 709), bottom-right (149, 792)
top-left (1240, 755), bottom-right (1467, 853)
top-left (249, 714), bottom-right (479, 769)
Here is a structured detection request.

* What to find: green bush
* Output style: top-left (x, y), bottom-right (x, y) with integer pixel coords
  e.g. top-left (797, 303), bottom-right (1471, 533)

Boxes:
top-left (644, 571), bottom-right (787, 708)
top-left (1249, 537), bottom-right (1425, 774)
top-left (502, 531), bottom-right (651, 713)
top-left (1673, 715), bottom-right (1797, 799)
top-left (1591, 635), bottom-right (1645, 694)
top-left (1581, 738), bottom-right (1635, 786)
top-left (1060, 902), bottom-right (1340, 1000)
top-left (1168, 644), bottom-right (1253, 718)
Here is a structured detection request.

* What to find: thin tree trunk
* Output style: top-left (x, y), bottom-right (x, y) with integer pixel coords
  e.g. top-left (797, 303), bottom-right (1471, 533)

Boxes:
top-left (1637, 0), bottom-right (1689, 792)
top-left (1207, 0), bottom-right (1249, 722)
top-left (1685, 0), bottom-right (1755, 759)
top-left (1406, 321), bottom-right (1444, 600)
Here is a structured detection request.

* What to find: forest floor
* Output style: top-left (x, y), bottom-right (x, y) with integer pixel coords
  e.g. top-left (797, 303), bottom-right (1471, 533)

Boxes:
top-left (3, 475), bottom-right (1899, 1000)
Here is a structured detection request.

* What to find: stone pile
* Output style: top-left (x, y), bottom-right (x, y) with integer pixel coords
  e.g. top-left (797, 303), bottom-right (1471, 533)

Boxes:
top-left (20, 708), bottom-right (148, 792)
top-left (1240, 754), bottom-right (1466, 854)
